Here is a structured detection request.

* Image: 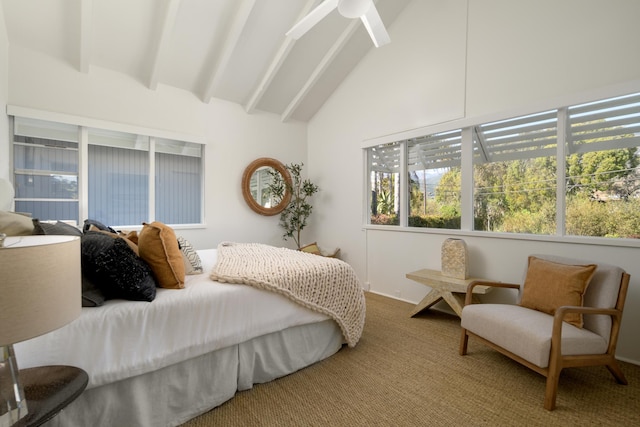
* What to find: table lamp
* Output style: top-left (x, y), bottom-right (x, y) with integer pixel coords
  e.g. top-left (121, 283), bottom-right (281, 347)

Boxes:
top-left (0, 178), bottom-right (13, 211)
top-left (0, 235), bottom-right (81, 427)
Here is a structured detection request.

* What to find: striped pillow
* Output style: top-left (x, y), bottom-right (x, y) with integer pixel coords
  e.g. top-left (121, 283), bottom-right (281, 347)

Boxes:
top-left (178, 236), bottom-right (203, 275)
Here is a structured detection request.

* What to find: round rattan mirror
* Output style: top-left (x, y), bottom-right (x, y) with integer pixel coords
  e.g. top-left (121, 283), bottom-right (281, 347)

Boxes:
top-left (241, 158), bottom-right (292, 216)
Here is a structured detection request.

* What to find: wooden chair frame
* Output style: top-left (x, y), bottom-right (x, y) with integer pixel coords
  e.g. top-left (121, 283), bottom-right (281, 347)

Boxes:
top-left (459, 273), bottom-right (630, 410)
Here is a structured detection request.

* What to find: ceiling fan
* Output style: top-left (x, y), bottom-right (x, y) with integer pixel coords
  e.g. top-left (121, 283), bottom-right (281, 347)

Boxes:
top-left (286, 0), bottom-right (391, 48)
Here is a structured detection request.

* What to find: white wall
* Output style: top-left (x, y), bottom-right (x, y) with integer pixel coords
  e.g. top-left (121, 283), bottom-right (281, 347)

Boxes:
top-left (196, 101), bottom-right (307, 249)
top-left (3, 46), bottom-right (308, 251)
top-left (308, 0), bottom-right (640, 364)
top-left (0, 4), bottom-right (9, 181)
top-left (307, 0), bottom-right (468, 276)
top-left (465, 0), bottom-right (640, 117)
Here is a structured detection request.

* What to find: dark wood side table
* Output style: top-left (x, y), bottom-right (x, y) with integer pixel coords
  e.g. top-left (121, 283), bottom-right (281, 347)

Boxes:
top-left (13, 366), bottom-right (88, 427)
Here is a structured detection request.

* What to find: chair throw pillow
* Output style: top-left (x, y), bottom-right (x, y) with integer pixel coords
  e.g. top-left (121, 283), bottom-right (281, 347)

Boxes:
top-left (519, 256), bottom-right (597, 328)
top-left (138, 221), bottom-right (185, 288)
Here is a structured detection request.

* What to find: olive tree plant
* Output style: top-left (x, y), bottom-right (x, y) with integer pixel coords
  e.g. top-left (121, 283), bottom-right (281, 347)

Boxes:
top-left (267, 163), bottom-right (319, 249)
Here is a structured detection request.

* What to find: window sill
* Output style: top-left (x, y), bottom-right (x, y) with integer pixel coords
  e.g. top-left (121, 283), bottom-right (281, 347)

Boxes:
top-left (362, 224), bottom-right (640, 249)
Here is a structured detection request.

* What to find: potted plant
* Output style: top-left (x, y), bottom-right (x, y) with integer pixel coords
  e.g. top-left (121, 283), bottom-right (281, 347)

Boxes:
top-left (267, 162), bottom-right (319, 249)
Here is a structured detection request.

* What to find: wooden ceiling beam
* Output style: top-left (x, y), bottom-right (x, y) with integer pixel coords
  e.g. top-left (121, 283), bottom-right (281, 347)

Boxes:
top-left (244, 0), bottom-right (320, 114)
top-left (281, 19), bottom-right (359, 122)
top-left (202, 0), bottom-right (257, 102)
top-left (148, 0), bottom-right (181, 90)
top-left (78, 0), bottom-right (92, 73)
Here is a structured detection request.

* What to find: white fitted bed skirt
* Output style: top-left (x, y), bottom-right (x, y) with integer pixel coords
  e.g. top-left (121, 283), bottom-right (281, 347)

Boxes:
top-left (43, 319), bottom-right (343, 427)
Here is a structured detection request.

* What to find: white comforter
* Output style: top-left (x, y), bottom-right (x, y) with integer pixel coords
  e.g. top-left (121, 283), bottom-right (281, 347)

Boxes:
top-left (15, 249), bottom-right (329, 389)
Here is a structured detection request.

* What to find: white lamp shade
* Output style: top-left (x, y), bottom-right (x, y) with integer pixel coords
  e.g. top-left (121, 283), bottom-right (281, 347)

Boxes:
top-left (0, 235), bottom-right (81, 346)
top-left (0, 178), bottom-right (14, 211)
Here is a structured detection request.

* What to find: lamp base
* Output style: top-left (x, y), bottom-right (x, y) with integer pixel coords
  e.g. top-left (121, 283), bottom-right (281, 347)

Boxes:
top-left (0, 344), bottom-right (28, 427)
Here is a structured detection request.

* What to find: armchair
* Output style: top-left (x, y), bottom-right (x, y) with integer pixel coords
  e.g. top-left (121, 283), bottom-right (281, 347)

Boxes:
top-left (459, 254), bottom-right (630, 410)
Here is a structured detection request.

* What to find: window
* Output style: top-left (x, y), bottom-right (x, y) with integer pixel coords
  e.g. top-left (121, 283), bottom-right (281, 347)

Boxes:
top-left (364, 91), bottom-right (640, 241)
top-left (88, 128), bottom-right (150, 226)
top-left (155, 138), bottom-right (202, 224)
top-left (473, 111), bottom-right (558, 234)
top-left (407, 130), bottom-right (462, 229)
top-left (368, 142), bottom-right (401, 225)
top-left (565, 93), bottom-right (640, 238)
top-left (12, 117), bottom-right (204, 227)
top-left (249, 167), bottom-right (275, 208)
top-left (13, 119), bottom-right (79, 222)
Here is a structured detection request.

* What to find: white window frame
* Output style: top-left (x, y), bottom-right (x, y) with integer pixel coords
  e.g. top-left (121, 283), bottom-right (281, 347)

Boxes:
top-left (9, 106), bottom-right (206, 229)
top-left (362, 82), bottom-right (640, 248)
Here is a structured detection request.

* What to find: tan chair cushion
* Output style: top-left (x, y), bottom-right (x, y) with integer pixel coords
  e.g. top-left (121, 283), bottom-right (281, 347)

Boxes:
top-left (519, 256), bottom-right (596, 328)
top-left (138, 221), bottom-right (185, 289)
top-left (461, 304), bottom-right (608, 368)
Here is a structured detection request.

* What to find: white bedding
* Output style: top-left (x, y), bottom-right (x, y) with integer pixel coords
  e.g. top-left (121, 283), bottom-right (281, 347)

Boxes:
top-left (15, 248), bottom-right (330, 389)
top-left (42, 320), bottom-right (343, 427)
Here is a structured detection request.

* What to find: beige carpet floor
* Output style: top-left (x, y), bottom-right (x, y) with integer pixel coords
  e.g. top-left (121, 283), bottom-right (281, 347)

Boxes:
top-left (181, 292), bottom-right (640, 426)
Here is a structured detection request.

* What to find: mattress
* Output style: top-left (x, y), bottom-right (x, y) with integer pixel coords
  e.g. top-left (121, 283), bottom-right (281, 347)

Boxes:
top-left (15, 249), bottom-right (332, 389)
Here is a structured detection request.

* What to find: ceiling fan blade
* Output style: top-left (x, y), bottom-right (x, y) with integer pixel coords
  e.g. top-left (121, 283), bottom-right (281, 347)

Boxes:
top-left (361, 4), bottom-right (390, 47)
top-left (286, 0), bottom-right (340, 40)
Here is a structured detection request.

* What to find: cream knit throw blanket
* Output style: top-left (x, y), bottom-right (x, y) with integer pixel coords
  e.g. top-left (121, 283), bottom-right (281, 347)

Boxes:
top-left (210, 242), bottom-right (366, 347)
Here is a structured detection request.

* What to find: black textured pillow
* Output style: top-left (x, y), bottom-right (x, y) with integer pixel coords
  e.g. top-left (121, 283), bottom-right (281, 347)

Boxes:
top-left (81, 276), bottom-right (106, 307)
top-left (34, 220), bottom-right (82, 236)
top-left (81, 232), bottom-right (157, 302)
top-left (83, 219), bottom-right (117, 234)
top-left (32, 218), bottom-right (45, 235)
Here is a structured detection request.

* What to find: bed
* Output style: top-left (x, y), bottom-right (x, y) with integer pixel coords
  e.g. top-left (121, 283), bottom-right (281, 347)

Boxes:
top-left (15, 242), bottom-right (365, 427)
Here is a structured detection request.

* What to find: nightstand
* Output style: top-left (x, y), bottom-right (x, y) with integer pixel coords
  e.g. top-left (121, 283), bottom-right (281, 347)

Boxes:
top-left (12, 366), bottom-right (88, 427)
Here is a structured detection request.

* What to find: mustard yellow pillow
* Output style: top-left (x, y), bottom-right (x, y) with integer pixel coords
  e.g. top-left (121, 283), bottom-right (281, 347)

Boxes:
top-left (87, 225), bottom-right (139, 255)
top-left (120, 230), bottom-right (139, 246)
top-left (138, 222), bottom-right (185, 289)
top-left (520, 256), bottom-right (596, 328)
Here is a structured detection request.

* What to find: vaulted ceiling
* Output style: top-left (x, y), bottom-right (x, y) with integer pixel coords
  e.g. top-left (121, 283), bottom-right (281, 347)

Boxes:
top-left (1, 0), bottom-right (412, 122)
